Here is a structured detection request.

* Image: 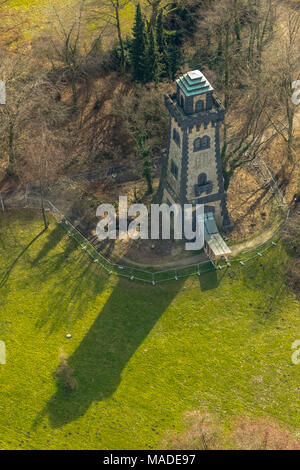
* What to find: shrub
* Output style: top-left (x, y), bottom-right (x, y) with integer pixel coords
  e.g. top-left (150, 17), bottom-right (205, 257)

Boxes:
top-left (163, 411), bottom-right (223, 450)
top-left (231, 416), bottom-right (300, 450)
top-left (55, 350), bottom-right (77, 390)
top-left (164, 411), bottom-right (300, 450)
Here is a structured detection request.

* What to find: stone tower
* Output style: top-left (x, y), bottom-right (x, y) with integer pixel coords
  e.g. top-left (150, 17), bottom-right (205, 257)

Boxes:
top-left (163, 70), bottom-right (230, 228)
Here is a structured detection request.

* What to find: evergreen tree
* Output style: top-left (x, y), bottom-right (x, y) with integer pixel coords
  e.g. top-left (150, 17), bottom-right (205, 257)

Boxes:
top-left (156, 9), bottom-right (168, 77)
top-left (130, 3), bottom-right (147, 82)
top-left (145, 27), bottom-right (161, 84)
top-left (166, 34), bottom-right (183, 80)
top-left (157, 9), bottom-right (183, 80)
top-left (156, 10), bottom-right (165, 56)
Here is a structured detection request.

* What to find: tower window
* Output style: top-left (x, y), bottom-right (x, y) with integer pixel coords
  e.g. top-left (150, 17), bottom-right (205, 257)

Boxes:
top-left (180, 96), bottom-right (184, 108)
top-left (193, 135), bottom-right (211, 152)
top-left (194, 173), bottom-right (213, 196)
top-left (194, 137), bottom-right (201, 151)
top-left (173, 128), bottom-right (181, 147)
top-left (171, 160), bottom-right (178, 180)
top-left (195, 100), bottom-right (204, 113)
top-left (201, 136), bottom-right (210, 149)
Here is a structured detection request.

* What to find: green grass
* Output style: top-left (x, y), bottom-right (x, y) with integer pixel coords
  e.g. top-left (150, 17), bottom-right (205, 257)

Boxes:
top-left (6, 0), bottom-right (141, 43)
top-left (0, 210), bottom-right (299, 449)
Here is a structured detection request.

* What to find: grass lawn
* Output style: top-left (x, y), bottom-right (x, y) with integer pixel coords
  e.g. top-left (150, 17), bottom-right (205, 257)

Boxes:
top-left (0, 210), bottom-right (299, 449)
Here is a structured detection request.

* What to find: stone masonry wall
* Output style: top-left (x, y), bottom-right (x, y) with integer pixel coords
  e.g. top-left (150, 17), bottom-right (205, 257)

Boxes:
top-left (186, 122), bottom-right (219, 201)
top-left (166, 117), bottom-right (183, 197)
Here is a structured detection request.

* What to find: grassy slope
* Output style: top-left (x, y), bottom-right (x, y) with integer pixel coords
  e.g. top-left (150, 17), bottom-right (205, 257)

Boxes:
top-left (0, 210), bottom-right (299, 450)
top-left (7, 0), bottom-right (138, 42)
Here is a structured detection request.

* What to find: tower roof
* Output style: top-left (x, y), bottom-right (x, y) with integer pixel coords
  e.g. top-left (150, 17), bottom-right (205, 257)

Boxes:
top-left (176, 70), bottom-right (213, 97)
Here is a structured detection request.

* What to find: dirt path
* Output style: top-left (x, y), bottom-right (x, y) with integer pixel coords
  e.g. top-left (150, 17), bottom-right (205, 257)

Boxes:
top-left (117, 252), bottom-right (207, 269)
top-left (229, 221), bottom-right (283, 257)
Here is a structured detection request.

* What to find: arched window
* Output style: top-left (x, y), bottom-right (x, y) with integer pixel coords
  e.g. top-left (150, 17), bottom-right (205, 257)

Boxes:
top-left (173, 128), bottom-right (181, 147)
top-left (193, 137), bottom-right (201, 152)
top-left (201, 135), bottom-right (210, 149)
top-left (195, 100), bottom-right (204, 113)
top-left (198, 173), bottom-right (207, 186)
top-left (194, 173), bottom-right (213, 196)
top-left (193, 135), bottom-right (211, 152)
top-left (180, 96), bottom-right (184, 109)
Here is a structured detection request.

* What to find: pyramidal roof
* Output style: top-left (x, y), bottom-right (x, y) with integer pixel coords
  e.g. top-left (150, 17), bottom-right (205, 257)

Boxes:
top-left (176, 70), bottom-right (213, 97)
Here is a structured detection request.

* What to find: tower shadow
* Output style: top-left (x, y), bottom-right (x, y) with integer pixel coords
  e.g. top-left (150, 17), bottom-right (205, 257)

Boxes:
top-left (199, 269), bottom-right (218, 291)
top-left (44, 277), bottom-right (185, 428)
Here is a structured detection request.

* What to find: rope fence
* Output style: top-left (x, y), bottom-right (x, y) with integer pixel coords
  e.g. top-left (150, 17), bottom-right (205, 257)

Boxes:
top-left (45, 198), bottom-right (288, 285)
top-left (0, 156), bottom-right (291, 285)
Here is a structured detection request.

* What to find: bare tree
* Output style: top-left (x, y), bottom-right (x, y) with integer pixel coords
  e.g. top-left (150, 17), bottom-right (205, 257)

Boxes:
top-left (18, 122), bottom-right (69, 229)
top-left (88, 0), bottom-right (130, 73)
top-left (196, 0), bottom-right (279, 188)
top-left (112, 83), bottom-right (169, 154)
top-left (0, 51), bottom-right (38, 175)
top-left (263, 9), bottom-right (300, 161)
top-left (165, 411), bottom-right (300, 450)
top-left (0, 49), bottom-right (71, 178)
top-left (44, 1), bottom-right (91, 112)
top-left (221, 90), bottom-right (275, 190)
top-left (145, 0), bottom-right (167, 28)
top-left (0, 0), bottom-right (28, 48)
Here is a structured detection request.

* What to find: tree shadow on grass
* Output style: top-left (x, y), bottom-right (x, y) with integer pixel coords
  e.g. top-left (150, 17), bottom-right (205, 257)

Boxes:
top-left (237, 252), bottom-right (290, 327)
top-left (42, 278), bottom-right (185, 428)
top-left (0, 227), bottom-right (47, 289)
top-left (48, 237), bottom-right (79, 272)
top-left (31, 224), bottom-right (67, 266)
top-left (0, 210), bottom-right (43, 270)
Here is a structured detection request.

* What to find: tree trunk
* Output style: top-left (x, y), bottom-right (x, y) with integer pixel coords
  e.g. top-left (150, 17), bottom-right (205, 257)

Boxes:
top-left (223, 24), bottom-right (230, 111)
top-left (0, 193), bottom-right (4, 212)
top-left (146, 174), bottom-right (153, 194)
top-left (71, 69), bottom-right (78, 111)
top-left (149, 4), bottom-right (159, 29)
top-left (7, 123), bottom-right (15, 175)
top-left (40, 183), bottom-right (49, 230)
top-left (287, 113), bottom-right (294, 161)
top-left (115, 1), bottom-right (126, 73)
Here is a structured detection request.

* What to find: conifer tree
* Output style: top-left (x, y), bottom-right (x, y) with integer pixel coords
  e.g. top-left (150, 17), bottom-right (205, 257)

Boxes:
top-left (130, 3), bottom-right (147, 82)
top-left (166, 35), bottom-right (183, 80)
top-left (146, 27), bottom-right (161, 84)
top-left (156, 10), bottom-right (165, 56)
top-left (156, 9), bottom-right (168, 77)
top-left (156, 10), bottom-right (183, 80)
